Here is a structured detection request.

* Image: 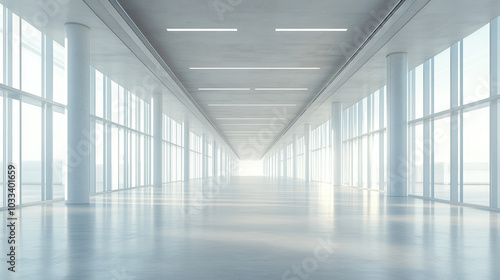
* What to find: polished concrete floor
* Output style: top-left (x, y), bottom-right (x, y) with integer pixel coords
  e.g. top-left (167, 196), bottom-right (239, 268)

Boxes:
top-left (1, 176), bottom-right (500, 279)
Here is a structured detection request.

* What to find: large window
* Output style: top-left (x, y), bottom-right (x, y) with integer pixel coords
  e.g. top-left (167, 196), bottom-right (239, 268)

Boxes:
top-left (408, 21), bottom-right (497, 208)
top-left (189, 132), bottom-right (202, 179)
top-left (343, 88), bottom-right (386, 190)
top-left (90, 68), bottom-right (152, 193)
top-left (163, 115), bottom-right (184, 182)
top-left (311, 121), bottom-right (331, 183)
top-left (0, 5), bottom-right (67, 207)
top-left (462, 107), bottom-right (489, 206)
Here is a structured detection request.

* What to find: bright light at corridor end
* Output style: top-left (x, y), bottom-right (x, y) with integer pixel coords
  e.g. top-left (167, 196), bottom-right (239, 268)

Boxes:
top-left (238, 161), bottom-right (264, 176)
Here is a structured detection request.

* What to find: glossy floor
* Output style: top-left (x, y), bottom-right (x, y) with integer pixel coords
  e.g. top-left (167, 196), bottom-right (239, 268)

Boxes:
top-left (1, 177), bottom-right (499, 279)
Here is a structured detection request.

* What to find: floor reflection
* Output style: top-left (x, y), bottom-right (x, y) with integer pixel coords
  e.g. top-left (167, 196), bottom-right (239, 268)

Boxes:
top-left (0, 176), bottom-right (499, 279)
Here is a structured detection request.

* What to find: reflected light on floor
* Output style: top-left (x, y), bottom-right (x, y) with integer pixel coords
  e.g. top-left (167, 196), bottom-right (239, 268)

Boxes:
top-left (237, 161), bottom-right (263, 176)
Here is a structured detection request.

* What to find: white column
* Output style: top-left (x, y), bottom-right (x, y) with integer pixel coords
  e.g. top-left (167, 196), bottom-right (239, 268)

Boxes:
top-left (387, 52), bottom-right (408, 197)
top-left (332, 103), bottom-right (342, 186)
top-left (491, 18), bottom-right (500, 208)
top-left (184, 121), bottom-right (190, 182)
top-left (153, 91), bottom-right (163, 187)
top-left (45, 39), bottom-right (54, 200)
top-left (450, 43), bottom-right (460, 202)
top-left (304, 124), bottom-right (311, 182)
top-left (66, 23), bottom-right (90, 205)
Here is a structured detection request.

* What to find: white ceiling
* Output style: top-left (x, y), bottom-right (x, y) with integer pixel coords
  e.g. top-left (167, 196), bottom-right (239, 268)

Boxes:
top-left (114, 0), bottom-right (397, 159)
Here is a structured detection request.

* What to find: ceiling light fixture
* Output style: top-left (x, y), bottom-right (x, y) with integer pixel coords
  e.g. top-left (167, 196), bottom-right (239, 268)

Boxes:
top-left (216, 118), bottom-right (287, 120)
top-left (219, 124), bottom-right (284, 126)
top-left (167, 28), bottom-right (237, 32)
top-left (190, 67), bottom-right (320, 70)
top-left (255, 88), bottom-right (308, 91)
top-left (208, 104), bottom-right (296, 107)
top-left (198, 88), bottom-right (250, 91)
top-left (225, 131), bottom-right (273, 133)
top-left (275, 28), bottom-right (347, 32)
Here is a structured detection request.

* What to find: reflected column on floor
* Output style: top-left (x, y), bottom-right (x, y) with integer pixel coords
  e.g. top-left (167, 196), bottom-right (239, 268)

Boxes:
top-left (66, 206), bottom-right (95, 278)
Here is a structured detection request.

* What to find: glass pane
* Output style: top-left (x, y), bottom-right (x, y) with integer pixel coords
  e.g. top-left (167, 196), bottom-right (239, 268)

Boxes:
top-left (95, 70), bottom-right (104, 118)
top-left (119, 128), bottom-right (125, 189)
top-left (111, 82), bottom-right (119, 123)
top-left (373, 90), bottom-right (380, 131)
top-left (95, 122), bottom-right (104, 193)
top-left (434, 117), bottom-right (450, 200)
top-left (140, 134), bottom-right (144, 186)
top-left (411, 124), bottom-right (423, 196)
top-left (22, 103), bottom-right (41, 204)
top-left (171, 144), bottom-right (176, 181)
top-left (53, 111), bottom-right (66, 199)
top-left (362, 137), bottom-right (368, 187)
top-left (463, 24), bottom-right (490, 105)
top-left (414, 65), bottom-right (424, 119)
top-left (352, 139), bottom-right (358, 186)
top-left (119, 87), bottom-right (125, 125)
top-left (12, 14), bottom-right (21, 89)
top-left (11, 100), bottom-right (21, 201)
top-left (21, 20), bottom-right (42, 96)
top-left (434, 48), bottom-right (450, 113)
top-left (371, 134), bottom-right (380, 189)
top-left (463, 107), bottom-right (489, 206)
top-left (112, 126), bottom-right (118, 190)
top-left (53, 41), bottom-right (66, 104)
top-left (362, 98), bottom-right (367, 134)
top-left (131, 132), bottom-right (136, 187)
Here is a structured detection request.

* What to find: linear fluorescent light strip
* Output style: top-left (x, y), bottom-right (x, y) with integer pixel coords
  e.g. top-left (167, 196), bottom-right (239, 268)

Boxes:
top-left (275, 28), bottom-right (347, 32)
top-left (190, 67), bottom-right (320, 70)
top-left (208, 104), bottom-right (296, 107)
top-left (225, 131), bottom-right (270, 133)
top-left (167, 28), bottom-right (237, 32)
top-left (216, 118), bottom-right (287, 120)
top-left (230, 140), bottom-right (274, 141)
top-left (199, 88), bottom-right (250, 91)
top-left (198, 88), bottom-right (307, 91)
top-left (255, 88), bottom-right (308, 91)
top-left (226, 135), bottom-right (278, 136)
top-left (219, 124), bottom-right (284, 126)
